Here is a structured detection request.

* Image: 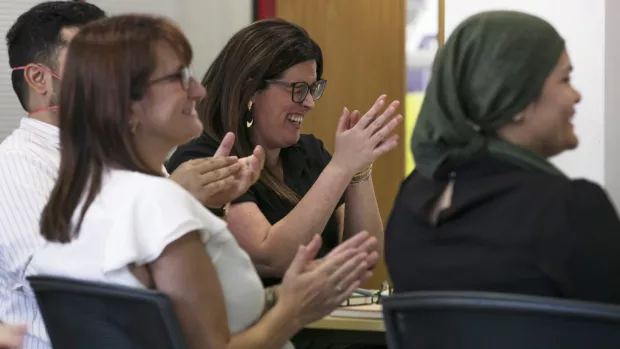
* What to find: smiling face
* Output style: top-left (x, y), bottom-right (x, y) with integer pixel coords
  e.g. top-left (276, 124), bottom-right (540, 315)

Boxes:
top-left (131, 41), bottom-right (206, 150)
top-left (524, 50), bottom-right (581, 156)
top-left (501, 50), bottom-right (582, 157)
top-left (250, 60), bottom-right (318, 149)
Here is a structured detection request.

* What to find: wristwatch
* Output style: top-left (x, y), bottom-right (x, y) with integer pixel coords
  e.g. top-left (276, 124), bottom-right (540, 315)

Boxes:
top-left (208, 203), bottom-right (230, 218)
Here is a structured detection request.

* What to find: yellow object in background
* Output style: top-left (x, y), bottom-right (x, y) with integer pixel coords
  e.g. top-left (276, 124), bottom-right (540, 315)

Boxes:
top-left (404, 92), bottom-right (425, 176)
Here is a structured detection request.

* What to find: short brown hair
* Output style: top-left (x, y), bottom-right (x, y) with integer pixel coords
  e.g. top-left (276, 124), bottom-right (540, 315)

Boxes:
top-left (40, 14), bottom-right (193, 243)
top-left (6, 1), bottom-right (106, 110)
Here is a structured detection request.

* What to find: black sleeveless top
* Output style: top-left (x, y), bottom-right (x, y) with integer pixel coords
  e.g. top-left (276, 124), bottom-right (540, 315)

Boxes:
top-left (167, 133), bottom-right (345, 287)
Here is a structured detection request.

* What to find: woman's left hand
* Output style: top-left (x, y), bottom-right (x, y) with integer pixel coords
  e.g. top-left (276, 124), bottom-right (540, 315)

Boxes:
top-left (331, 95), bottom-right (403, 176)
top-left (305, 232), bottom-right (380, 272)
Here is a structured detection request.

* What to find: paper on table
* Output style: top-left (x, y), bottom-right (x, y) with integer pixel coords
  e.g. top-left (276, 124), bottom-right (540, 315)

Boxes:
top-left (330, 304), bottom-right (383, 319)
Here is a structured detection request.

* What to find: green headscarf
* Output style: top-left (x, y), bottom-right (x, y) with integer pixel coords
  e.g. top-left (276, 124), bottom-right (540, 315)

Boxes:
top-left (411, 10), bottom-right (566, 179)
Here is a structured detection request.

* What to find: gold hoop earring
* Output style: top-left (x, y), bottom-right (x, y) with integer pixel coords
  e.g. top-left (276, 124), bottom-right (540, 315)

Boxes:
top-left (246, 101), bottom-right (254, 128)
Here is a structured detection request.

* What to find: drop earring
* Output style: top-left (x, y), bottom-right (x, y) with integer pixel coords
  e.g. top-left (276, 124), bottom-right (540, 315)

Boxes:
top-left (246, 101), bottom-right (254, 128)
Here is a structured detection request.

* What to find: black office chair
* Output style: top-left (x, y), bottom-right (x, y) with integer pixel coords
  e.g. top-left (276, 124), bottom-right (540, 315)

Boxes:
top-left (382, 291), bottom-right (620, 349)
top-left (27, 275), bottom-right (188, 349)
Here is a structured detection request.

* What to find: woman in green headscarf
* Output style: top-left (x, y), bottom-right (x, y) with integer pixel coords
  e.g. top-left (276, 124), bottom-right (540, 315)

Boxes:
top-left (385, 10), bottom-right (620, 303)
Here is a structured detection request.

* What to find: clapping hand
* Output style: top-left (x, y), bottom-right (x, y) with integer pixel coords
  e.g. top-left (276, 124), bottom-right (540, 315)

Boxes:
top-left (276, 231), bottom-right (377, 327)
top-left (168, 155), bottom-right (242, 207)
top-left (207, 132), bottom-right (265, 206)
top-left (332, 95), bottom-right (403, 175)
top-left (305, 232), bottom-right (379, 272)
top-left (169, 132), bottom-right (264, 208)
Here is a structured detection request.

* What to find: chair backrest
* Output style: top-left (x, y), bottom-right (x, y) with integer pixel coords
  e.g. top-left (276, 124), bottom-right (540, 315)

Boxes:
top-left (382, 291), bottom-right (620, 349)
top-left (27, 275), bottom-right (188, 349)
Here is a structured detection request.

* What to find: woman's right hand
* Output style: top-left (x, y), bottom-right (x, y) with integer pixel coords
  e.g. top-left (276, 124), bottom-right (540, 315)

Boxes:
top-left (168, 155), bottom-right (242, 207)
top-left (331, 94), bottom-right (403, 175)
top-left (276, 231), bottom-right (375, 327)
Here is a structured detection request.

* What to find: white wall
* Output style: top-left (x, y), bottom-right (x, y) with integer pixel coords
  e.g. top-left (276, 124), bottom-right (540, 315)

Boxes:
top-left (89, 0), bottom-right (252, 78)
top-left (0, 0), bottom-right (252, 141)
top-left (0, 0), bottom-right (48, 139)
top-left (179, 1), bottom-right (252, 78)
top-left (70, 0), bottom-right (253, 88)
top-left (445, 0), bottom-right (620, 204)
top-left (604, 0), bottom-right (620, 207)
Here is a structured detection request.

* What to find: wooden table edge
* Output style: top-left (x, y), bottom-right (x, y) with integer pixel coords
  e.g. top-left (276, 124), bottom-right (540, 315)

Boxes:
top-left (305, 316), bottom-right (385, 332)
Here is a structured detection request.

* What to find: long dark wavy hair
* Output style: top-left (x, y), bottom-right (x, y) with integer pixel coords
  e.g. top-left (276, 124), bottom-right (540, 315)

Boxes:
top-left (200, 18), bottom-right (323, 204)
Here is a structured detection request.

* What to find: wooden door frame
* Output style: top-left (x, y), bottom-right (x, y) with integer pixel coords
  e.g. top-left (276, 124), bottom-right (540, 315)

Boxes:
top-left (253, 0), bottom-right (276, 20)
top-left (439, 0), bottom-right (445, 45)
top-left (255, 0), bottom-right (444, 45)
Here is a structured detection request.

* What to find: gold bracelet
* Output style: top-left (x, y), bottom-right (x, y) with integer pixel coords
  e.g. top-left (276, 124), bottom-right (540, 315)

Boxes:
top-left (350, 165), bottom-right (372, 185)
top-left (352, 165), bottom-right (372, 181)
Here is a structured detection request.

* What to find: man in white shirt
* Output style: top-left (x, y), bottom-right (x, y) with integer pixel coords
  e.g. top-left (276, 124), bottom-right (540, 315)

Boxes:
top-left (0, 2), bottom-right (263, 349)
top-left (0, 5), bottom-right (107, 348)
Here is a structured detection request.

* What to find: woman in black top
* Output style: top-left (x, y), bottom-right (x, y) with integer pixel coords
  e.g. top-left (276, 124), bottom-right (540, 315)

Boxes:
top-left (385, 10), bottom-right (620, 303)
top-left (168, 19), bottom-right (401, 287)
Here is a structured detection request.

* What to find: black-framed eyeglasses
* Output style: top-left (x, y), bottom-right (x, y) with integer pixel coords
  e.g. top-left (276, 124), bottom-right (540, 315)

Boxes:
top-left (148, 66), bottom-right (194, 90)
top-left (265, 79), bottom-right (327, 103)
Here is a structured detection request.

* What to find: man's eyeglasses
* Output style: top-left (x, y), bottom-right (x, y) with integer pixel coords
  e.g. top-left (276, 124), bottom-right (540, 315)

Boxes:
top-left (148, 66), bottom-right (193, 90)
top-left (265, 79), bottom-right (327, 103)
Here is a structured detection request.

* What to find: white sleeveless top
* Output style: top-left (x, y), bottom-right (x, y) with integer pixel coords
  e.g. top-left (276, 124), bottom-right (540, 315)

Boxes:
top-left (30, 169), bottom-right (292, 348)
